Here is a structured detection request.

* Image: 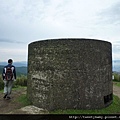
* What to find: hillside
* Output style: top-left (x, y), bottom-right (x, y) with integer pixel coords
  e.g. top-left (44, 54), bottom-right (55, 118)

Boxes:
top-left (0, 61), bottom-right (27, 67)
top-left (16, 66), bottom-right (27, 76)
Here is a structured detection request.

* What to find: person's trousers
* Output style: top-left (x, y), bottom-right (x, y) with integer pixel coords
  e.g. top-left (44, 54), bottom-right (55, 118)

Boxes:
top-left (3, 80), bottom-right (13, 96)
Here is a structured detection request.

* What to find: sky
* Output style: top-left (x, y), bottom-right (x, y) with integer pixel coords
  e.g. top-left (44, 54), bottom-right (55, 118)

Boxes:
top-left (0, 0), bottom-right (120, 62)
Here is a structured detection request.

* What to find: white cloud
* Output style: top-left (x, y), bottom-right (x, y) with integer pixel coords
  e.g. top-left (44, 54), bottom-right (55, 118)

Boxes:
top-left (0, 0), bottom-right (120, 61)
top-left (0, 47), bottom-right (28, 62)
top-left (98, 0), bottom-right (120, 24)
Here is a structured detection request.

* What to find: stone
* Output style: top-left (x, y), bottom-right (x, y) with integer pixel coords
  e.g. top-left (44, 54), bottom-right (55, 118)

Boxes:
top-left (8, 105), bottom-right (49, 114)
top-left (27, 38), bottom-right (113, 111)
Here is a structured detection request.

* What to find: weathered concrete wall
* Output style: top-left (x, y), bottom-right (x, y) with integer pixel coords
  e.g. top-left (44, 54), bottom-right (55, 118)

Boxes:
top-left (27, 38), bottom-right (113, 111)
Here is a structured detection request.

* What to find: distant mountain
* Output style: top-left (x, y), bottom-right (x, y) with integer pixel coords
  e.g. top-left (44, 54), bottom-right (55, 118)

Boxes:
top-left (16, 66), bottom-right (27, 76)
top-left (0, 60), bottom-right (119, 74)
top-left (0, 61), bottom-right (27, 67)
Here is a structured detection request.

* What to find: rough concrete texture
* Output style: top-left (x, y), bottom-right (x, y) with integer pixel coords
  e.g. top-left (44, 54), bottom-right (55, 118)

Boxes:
top-left (27, 38), bottom-right (113, 111)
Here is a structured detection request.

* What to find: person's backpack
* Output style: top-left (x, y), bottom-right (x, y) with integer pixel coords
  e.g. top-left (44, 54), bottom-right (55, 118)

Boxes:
top-left (5, 66), bottom-right (13, 80)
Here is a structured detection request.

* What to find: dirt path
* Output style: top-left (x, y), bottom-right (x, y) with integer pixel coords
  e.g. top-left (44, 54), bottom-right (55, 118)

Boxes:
top-left (0, 87), bottom-right (26, 114)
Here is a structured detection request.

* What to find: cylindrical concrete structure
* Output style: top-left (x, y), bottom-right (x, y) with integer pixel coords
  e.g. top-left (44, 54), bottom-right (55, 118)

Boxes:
top-left (27, 38), bottom-right (113, 111)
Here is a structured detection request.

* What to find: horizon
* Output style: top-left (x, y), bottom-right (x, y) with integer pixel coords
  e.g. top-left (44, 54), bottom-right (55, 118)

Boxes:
top-left (0, 59), bottom-right (120, 62)
top-left (0, 59), bottom-right (120, 63)
top-left (0, 60), bottom-right (120, 72)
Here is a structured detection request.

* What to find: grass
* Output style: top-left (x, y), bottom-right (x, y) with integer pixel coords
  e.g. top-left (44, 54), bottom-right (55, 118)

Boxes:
top-left (12, 86), bottom-right (32, 107)
top-left (0, 89), bottom-right (4, 93)
top-left (17, 94), bottom-right (32, 107)
top-left (113, 81), bottom-right (120, 87)
top-left (0, 85), bottom-right (26, 93)
top-left (12, 85), bottom-right (26, 90)
top-left (50, 95), bottom-right (120, 114)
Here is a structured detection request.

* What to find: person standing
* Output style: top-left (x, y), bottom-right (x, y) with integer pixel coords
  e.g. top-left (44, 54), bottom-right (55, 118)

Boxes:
top-left (2, 59), bottom-right (16, 99)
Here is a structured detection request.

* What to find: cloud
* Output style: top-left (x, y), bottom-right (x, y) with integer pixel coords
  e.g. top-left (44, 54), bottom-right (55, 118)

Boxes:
top-left (112, 41), bottom-right (120, 53)
top-left (0, 38), bottom-right (25, 44)
top-left (0, 48), bottom-right (26, 54)
top-left (0, 48), bottom-right (28, 62)
top-left (98, 0), bottom-right (120, 24)
top-left (0, 0), bottom-right (120, 61)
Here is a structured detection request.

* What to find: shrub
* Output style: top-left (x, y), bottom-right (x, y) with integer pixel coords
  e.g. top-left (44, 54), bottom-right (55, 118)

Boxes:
top-left (113, 73), bottom-right (120, 82)
top-left (0, 75), bottom-right (4, 90)
top-left (14, 75), bottom-right (27, 87)
top-left (0, 75), bottom-right (27, 91)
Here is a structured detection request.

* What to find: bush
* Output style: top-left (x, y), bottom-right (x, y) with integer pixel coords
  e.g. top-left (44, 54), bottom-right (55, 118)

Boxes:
top-left (14, 75), bottom-right (27, 87)
top-left (113, 73), bottom-right (120, 82)
top-left (0, 75), bottom-right (27, 91)
top-left (0, 75), bottom-right (4, 90)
